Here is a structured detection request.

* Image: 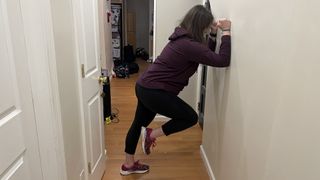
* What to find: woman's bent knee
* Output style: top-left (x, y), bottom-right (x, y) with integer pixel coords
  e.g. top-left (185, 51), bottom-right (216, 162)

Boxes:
top-left (188, 111), bottom-right (198, 126)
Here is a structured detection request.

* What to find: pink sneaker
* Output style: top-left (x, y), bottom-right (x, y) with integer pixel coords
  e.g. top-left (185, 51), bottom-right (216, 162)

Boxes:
top-left (141, 127), bottom-right (156, 155)
top-left (120, 160), bottom-right (149, 176)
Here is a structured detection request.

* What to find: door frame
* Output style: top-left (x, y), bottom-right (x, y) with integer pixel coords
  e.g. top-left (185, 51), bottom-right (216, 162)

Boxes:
top-left (18, 0), bottom-right (67, 179)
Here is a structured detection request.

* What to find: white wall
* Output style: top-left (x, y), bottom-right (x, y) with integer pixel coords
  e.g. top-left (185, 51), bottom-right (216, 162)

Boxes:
top-left (154, 0), bottom-right (203, 108)
top-left (100, 0), bottom-right (113, 76)
top-left (50, 0), bottom-right (86, 179)
top-left (202, 0), bottom-right (320, 180)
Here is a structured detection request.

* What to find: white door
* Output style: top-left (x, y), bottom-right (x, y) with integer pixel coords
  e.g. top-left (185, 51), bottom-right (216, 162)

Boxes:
top-left (0, 0), bottom-right (43, 179)
top-left (73, 0), bottom-right (106, 179)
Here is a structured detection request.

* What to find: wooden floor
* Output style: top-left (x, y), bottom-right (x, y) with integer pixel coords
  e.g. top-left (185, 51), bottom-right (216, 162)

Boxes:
top-left (102, 59), bottom-right (209, 180)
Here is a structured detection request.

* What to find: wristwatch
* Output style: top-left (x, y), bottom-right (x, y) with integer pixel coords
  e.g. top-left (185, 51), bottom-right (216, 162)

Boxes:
top-left (209, 32), bottom-right (217, 37)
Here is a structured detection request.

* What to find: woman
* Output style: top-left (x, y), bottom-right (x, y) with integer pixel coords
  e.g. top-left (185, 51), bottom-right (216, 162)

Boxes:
top-left (120, 4), bottom-right (231, 175)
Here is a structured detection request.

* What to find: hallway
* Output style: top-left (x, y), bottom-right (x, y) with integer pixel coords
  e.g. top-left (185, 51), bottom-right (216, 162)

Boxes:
top-left (103, 59), bottom-right (210, 179)
top-left (2, 0), bottom-right (320, 179)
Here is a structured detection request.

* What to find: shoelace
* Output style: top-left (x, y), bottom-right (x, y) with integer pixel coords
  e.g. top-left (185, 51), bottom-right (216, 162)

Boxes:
top-left (134, 161), bottom-right (147, 169)
top-left (151, 139), bottom-right (157, 149)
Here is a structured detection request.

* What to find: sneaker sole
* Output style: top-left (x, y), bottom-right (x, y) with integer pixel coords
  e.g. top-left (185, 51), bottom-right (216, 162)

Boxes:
top-left (120, 169), bottom-right (149, 176)
top-left (141, 126), bottom-right (147, 154)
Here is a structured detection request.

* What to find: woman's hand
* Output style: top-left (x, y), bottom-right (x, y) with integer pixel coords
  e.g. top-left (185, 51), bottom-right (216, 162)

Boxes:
top-left (210, 21), bottom-right (219, 34)
top-left (217, 19), bottom-right (231, 36)
top-left (217, 19), bottom-right (231, 30)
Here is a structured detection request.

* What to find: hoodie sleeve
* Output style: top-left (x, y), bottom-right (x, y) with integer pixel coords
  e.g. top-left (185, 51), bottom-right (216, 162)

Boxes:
top-left (208, 37), bottom-right (216, 51)
top-left (191, 35), bottom-right (231, 67)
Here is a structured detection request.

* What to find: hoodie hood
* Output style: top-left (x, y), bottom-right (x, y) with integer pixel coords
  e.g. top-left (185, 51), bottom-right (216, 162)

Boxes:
top-left (168, 27), bottom-right (192, 41)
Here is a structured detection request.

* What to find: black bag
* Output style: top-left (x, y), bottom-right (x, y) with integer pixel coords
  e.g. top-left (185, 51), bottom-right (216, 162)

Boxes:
top-left (135, 47), bottom-right (149, 61)
top-left (113, 62), bottom-right (139, 78)
top-left (124, 44), bottom-right (135, 63)
top-left (128, 62), bottom-right (139, 74)
top-left (113, 65), bottom-right (127, 78)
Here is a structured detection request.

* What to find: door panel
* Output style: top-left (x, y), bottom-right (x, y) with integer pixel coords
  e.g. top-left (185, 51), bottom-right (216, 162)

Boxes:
top-left (1, 157), bottom-right (28, 180)
top-left (0, 60), bottom-right (16, 112)
top-left (87, 93), bottom-right (104, 172)
top-left (73, 0), bottom-right (105, 178)
top-left (82, 0), bottom-right (99, 75)
top-left (0, 0), bottom-right (42, 179)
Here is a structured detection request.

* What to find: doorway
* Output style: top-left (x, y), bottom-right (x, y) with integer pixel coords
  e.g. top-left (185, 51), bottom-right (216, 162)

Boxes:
top-left (125, 0), bottom-right (154, 62)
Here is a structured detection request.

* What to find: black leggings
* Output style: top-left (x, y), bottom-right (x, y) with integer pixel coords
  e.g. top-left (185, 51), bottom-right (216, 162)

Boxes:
top-left (125, 84), bottom-right (198, 155)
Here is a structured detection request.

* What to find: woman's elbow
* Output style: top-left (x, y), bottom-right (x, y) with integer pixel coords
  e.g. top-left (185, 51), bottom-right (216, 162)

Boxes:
top-left (217, 56), bottom-right (231, 67)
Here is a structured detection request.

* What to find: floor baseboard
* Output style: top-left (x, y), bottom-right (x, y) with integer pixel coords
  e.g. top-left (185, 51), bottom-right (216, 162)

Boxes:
top-left (200, 145), bottom-right (216, 180)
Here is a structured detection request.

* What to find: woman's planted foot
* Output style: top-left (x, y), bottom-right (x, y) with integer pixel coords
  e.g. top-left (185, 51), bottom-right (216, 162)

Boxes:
top-left (120, 160), bottom-right (149, 176)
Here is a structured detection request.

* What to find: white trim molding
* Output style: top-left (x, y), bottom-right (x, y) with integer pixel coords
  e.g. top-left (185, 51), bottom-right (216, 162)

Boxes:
top-left (152, 0), bottom-right (157, 62)
top-left (19, 0), bottom-right (67, 179)
top-left (42, 0), bottom-right (68, 178)
top-left (200, 145), bottom-right (216, 180)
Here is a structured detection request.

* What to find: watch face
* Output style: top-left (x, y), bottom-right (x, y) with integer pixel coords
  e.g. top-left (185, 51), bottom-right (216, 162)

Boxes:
top-left (204, 27), bottom-right (211, 35)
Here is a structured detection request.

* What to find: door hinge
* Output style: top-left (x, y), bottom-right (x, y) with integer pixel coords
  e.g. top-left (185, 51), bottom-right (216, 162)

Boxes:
top-left (88, 162), bottom-right (92, 174)
top-left (81, 64), bottom-right (85, 78)
top-left (197, 102), bottom-right (201, 111)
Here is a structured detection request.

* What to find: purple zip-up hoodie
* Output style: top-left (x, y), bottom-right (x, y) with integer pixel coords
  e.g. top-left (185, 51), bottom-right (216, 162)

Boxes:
top-left (137, 27), bottom-right (231, 95)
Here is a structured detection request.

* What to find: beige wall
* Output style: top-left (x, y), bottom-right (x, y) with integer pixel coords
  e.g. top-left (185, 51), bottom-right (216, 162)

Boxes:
top-left (154, 0), bottom-right (202, 108)
top-left (202, 0), bottom-right (320, 180)
top-left (149, 0), bottom-right (154, 56)
top-left (126, 0), bottom-right (150, 50)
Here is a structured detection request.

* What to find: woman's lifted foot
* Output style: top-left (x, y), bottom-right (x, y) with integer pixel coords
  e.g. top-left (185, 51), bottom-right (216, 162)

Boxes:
top-left (141, 127), bottom-right (156, 155)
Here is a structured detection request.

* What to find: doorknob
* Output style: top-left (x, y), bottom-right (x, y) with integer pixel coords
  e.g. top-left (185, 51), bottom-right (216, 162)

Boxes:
top-left (99, 75), bottom-right (107, 85)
